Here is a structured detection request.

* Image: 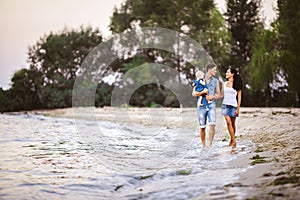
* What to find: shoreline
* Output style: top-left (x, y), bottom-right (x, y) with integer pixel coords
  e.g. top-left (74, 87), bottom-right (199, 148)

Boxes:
top-left (8, 107), bottom-right (300, 199)
top-left (227, 107), bottom-right (300, 199)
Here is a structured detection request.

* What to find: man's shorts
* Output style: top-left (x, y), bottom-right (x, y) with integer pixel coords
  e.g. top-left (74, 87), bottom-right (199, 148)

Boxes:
top-left (197, 101), bottom-right (216, 128)
top-left (222, 104), bottom-right (238, 117)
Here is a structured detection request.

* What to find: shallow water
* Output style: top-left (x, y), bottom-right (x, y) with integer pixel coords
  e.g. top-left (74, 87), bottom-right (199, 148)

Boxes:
top-left (0, 113), bottom-right (251, 199)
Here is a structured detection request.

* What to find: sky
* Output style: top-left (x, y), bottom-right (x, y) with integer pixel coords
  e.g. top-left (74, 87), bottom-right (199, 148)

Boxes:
top-left (0, 0), bottom-right (277, 90)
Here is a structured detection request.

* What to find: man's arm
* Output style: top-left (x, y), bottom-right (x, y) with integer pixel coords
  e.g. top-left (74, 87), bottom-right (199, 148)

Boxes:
top-left (206, 80), bottom-right (221, 101)
top-left (213, 80), bottom-right (221, 100)
top-left (192, 87), bottom-right (208, 97)
top-left (219, 81), bottom-right (224, 98)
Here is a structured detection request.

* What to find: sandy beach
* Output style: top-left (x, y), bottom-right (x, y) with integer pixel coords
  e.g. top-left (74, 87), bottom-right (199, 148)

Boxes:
top-left (26, 107), bottom-right (300, 199)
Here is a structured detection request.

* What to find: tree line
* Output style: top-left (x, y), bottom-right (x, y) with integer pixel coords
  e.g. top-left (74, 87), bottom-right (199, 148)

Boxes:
top-left (0, 0), bottom-right (299, 112)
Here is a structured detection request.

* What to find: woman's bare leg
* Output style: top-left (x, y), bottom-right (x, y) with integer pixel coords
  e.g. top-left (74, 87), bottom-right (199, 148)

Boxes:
top-left (231, 117), bottom-right (236, 135)
top-left (224, 116), bottom-right (236, 147)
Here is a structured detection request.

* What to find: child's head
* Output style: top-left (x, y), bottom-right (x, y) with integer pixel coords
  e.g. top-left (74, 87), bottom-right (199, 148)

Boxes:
top-left (195, 70), bottom-right (204, 78)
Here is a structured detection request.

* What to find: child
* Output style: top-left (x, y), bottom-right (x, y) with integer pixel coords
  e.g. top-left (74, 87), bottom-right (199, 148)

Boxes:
top-left (193, 70), bottom-right (211, 106)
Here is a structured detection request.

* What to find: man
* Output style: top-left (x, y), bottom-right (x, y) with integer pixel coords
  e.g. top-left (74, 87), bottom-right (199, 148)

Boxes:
top-left (192, 63), bottom-right (221, 147)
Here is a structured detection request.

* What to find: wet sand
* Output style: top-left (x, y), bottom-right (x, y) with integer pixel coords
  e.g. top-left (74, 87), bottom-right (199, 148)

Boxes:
top-left (29, 107), bottom-right (300, 199)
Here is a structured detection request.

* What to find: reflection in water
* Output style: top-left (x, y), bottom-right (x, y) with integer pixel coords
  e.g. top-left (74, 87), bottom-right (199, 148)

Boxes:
top-left (0, 114), bottom-right (250, 199)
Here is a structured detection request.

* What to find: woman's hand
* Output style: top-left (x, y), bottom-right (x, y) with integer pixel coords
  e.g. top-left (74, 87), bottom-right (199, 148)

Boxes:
top-left (235, 108), bottom-right (240, 116)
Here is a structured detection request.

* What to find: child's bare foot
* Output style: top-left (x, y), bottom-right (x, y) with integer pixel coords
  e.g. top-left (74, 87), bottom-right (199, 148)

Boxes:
top-left (229, 140), bottom-right (233, 146)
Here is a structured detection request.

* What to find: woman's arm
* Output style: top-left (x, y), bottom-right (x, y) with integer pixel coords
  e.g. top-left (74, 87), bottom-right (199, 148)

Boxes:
top-left (235, 90), bottom-right (242, 115)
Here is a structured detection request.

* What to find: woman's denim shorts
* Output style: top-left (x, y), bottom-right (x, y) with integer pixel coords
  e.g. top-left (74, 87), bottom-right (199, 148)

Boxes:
top-left (222, 104), bottom-right (238, 117)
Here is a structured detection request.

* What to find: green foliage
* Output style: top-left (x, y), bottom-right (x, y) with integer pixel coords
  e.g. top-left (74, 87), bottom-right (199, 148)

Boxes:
top-left (27, 26), bottom-right (103, 109)
top-left (197, 7), bottom-right (231, 70)
top-left (129, 84), bottom-right (180, 107)
top-left (248, 29), bottom-right (279, 91)
top-left (110, 0), bottom-right (231, 69)
top-left (244, 0), bottom-right (300, 106)
top-left (0, 68), bottom-right (42, 111)
top-left (0, 88), bottom-right (10, 112)
top-left (176, 169), bottom-right (192, 175)
top-left (139, 174), bottom-right (154, 180)
top-left (1, 26), bottom-right (104, 111)
top-left (277, 0), bottom-right (300, 106)
top-left (246, 28), bottom-right (282, 106)
top-left (226, 0), bottom-right (261, 76)
top-left (2, 0), bottom-right (300, 110)
top-left (109, 0), bottom-right (228, 70)
top-left (110, 0), bottom-right (214, 35)
top-left (250, 154), bottom-right (268, 165)
top-left (95, 82), bottom-right (114, 107)
top-left (109, 0), bottom-right (229, 107)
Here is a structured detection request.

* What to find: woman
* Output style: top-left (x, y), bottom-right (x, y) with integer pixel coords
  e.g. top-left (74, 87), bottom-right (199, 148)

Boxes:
top-left (221, 68), bottom-right (243, 148)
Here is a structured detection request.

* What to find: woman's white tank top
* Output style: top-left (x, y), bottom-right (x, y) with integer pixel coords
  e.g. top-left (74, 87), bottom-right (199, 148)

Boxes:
top-left (223, 82), bottom-right (237, 107)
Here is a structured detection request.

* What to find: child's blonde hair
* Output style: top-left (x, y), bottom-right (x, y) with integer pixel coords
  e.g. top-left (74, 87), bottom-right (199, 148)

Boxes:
top-left (195, 70), bottom-right (204, 78)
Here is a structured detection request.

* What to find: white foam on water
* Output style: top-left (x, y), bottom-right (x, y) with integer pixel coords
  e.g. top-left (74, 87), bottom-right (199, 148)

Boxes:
top-left (0, 114), bottom-right (252, 199)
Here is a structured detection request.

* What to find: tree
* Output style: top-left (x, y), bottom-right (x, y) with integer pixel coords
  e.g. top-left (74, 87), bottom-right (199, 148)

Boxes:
top-left (247, 27), bottom-right (283, 106)
top-left (0, 88), bottom-right (10, 112)
top-left (6, 69), bottom-right (41, 111)
top-left (28, 26), bottom-right (103, 108)
top-left (225, 0), bottom-right (261, 77)
top-left (198, 7), bottom-right (231, 71)
top-left (110, 0), bottom-right (218, 72)
top-left (110, 0), bottom-right (214, 36)
top-left (277, 0), bottom-right (300, 106)
top-left (95, 82), bottom-right (114, 107)
top-left (109, 0), bottom-right (230, 107)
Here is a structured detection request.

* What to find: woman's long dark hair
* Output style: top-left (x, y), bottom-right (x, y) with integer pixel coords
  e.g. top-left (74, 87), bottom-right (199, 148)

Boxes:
top-left (228, 68), bottom-right (243, 91)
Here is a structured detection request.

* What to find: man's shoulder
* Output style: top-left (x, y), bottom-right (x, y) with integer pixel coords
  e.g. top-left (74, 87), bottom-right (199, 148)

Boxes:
top-left (211, 77), bottom-right (219, 85)
top-left (212, 76), bottom-right (218, 81)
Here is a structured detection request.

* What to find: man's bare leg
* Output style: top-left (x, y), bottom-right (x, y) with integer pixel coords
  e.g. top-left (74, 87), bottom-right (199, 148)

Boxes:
top-left (200, 128), bottom-right (206, 148)
top-left (209, 125), bottom-right (215, 147)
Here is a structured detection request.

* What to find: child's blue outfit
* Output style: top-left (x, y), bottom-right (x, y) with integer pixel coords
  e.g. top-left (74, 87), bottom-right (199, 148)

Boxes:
top-left (193, 78), bottom-right (207, 105)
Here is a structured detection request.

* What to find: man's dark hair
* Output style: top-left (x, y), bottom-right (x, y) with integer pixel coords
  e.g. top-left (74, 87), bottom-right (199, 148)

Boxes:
top-left (205, 63), bottom-right (216, 72)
